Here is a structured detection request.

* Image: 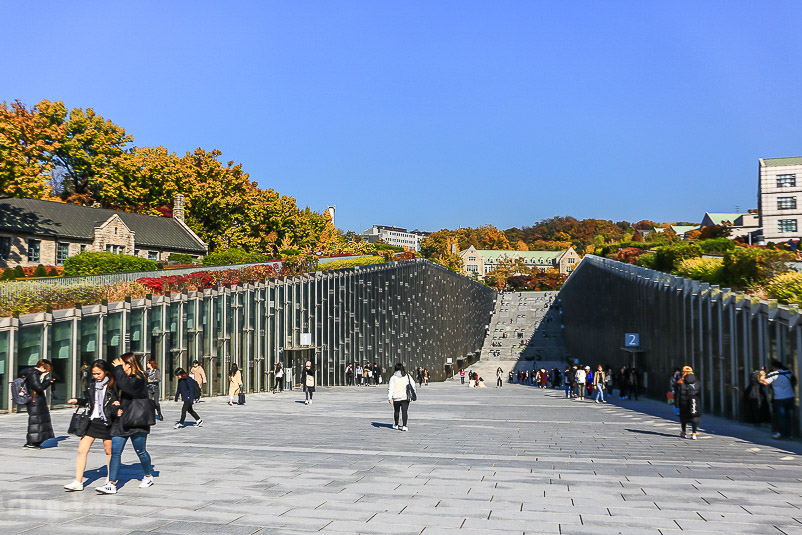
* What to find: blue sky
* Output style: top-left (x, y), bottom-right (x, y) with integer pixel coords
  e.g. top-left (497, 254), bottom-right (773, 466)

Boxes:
top-left (3, 2), bottom-right (802, 232)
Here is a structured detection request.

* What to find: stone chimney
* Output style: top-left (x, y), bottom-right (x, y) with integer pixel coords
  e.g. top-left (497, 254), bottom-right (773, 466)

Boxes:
top-left (173, 194), bottom-right (185, 223)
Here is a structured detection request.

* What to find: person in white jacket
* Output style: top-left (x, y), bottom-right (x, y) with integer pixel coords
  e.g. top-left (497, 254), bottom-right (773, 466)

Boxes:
top-left (387, 363), bottom-right (416, 431)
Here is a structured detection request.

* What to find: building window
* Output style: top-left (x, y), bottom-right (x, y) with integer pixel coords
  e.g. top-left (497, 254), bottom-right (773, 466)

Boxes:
top-left (148, 251), bottom-right (158, 261)
top-left (28, 239), bottom-right (40, 263)
top-left (568, 257), bottom-right (575, 264)
top-left (0, 236), bottom-right (10, 261)
top-left (778, 219), bottom-right (798, 233)
top-left (80, 244), bottom-right (87, 253)
top-left (777, 174), bottom-right (796, 188)
top-left (57, 243), bottom-right (69, 265)
top-left (466, 265), bottom-right (478, 272)
top-left (778, 197), bottom-right (797, 210)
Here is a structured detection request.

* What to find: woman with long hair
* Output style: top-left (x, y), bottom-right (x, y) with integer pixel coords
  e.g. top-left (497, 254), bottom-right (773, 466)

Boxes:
top-left (64, 360), bottom-right (115, 491)
top-left (387, 363), bottom-right (416, 431)
top-left (228, 364), bottom-right (242, 405)
top-left (496, 367), bottom-right (504, 388)
top-left (96, 353), bottom-right (154, 494)
top-left (21, 359), bottom-right (55, 449)
top-left (145, 359), bottom-right (163, 421)
top-left (273, 362), bottom-right (284, 394)
top-left (301, 360), bottom-right (315, 405)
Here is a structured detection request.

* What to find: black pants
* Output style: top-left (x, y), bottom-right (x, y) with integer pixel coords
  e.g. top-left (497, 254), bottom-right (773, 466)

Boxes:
top-left (393, 400), bottom-right (410, 426)
top-left (497, 377), bottom-right (503, 387)
top-left (148, 385), bottom-right (162, 418)
top-left (305, 388), bottom-right (314, 401)
top-left (346, 375), bottom-right (353, 386)
top-left (274, 377), bottom-right (283, 392)
top-left (681, 417), bottom-right (699, 434)
top-left (629, 385), bottom-right (638, 399)
top-left (180, 401), bottom-right (199, 424)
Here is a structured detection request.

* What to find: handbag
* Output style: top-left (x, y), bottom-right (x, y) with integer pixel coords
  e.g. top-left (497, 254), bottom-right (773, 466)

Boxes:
top-left (68, 406), bottom-right (90, 437)
top-left (238, 392), bottom-right (246, 405)
top-left (305, 374), bottom-right (315, 388)
top-left (406, 375), bottom-right (417, 402)
top-left (120, 397), bottom-right (157, 429)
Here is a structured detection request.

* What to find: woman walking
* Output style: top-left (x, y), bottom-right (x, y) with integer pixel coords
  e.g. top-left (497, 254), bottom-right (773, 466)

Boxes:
top-left (387, 363), bottom-right (416, 431)
top-left (189, 360), bottom-right (207, 402)
top-left (64, 360), bottom-right (115, 491)
top-left (496, 367), bottom-right (504, 388)
top-left (273, 362), bottom-right (284, 393)
top-left (423, 369), bottom-right (429, 386)
top-left (96, 353), bottom-right (155, 494)
top-left (174, 368), bottom-right (203, 429)
top-left (674, 366), bottom-right (701, 439)
top-left (146, 360), bottom-right (163, 421)
top-left (301, 360), bottom-right (316, 405)
top-left (228, 364), bottom-right (242, 405)
top-left (21, 359), bottom-right (55, 449)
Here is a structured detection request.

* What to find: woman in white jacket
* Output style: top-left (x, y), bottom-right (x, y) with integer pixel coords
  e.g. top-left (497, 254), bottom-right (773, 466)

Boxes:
top-left (387, 363), bottom-right (416, 431)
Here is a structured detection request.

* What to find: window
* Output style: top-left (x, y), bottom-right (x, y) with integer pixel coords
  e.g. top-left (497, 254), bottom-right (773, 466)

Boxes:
top-left (80, 244), bottom-right (87, 253)
top-left (777, 174), bottom-right (796, 188)
top-left (148, 251), bottom-right (158, 261)
top-left (466, 265), bottom-right (478, 272)
top-left (27, 239), bottom-right (40, 263)
top-left (778, 197), bottom-right (797, 210)
top-left (568, 257), bottom-right (575, 264)
top-left (0, 236), bottom-right (10, 260)
top-left (134, 249), bottom-right (140, 257)
top-left (56, 243), bottom-right (69, 265)
top-left (778, 219), bottom-right (798, 233)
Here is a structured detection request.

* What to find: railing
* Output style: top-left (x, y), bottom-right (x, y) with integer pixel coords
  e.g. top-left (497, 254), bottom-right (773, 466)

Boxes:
top-left (560, 255), bottom-right (801, 432)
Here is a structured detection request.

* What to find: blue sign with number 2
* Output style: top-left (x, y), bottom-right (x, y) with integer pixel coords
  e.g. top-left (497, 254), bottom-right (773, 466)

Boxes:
top-left (625, 333), bottom-right (639, 347)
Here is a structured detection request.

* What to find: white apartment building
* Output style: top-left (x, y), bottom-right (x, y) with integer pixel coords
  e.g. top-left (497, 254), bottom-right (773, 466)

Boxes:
top-left (758, 157), bottom-right (802, 243)
top-left (361, 225), bottom-right (430, 252)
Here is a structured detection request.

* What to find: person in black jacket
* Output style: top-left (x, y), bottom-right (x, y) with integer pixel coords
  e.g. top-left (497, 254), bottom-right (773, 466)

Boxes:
top-left (174, 368), bottom-right (203, 429)
top-left (96, 353), bottom-right (155, 495)
top-left (64, 360), bottom-right (116, 491)
top-left (743, 370), bottom-right (771, 425)
top-left (302, 360), bottom-right (316, 405)
top-left (21, 359), bottom-right (55, 449)
top-left (674, 366), bottom-right (702, 439)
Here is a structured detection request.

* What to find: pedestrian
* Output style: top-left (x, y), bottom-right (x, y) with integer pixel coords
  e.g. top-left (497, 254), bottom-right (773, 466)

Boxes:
top-left (539, 368), bottom-right (549, 389)
top-left (346, 364), bottom-right (354, 386)
top-left (509, 370), bottom-right (514, 384)
top-left (575, 365), bottom-right (586, 401)
top-left (629, 368), bottom-right (640, 400)
top-left (417, 367), bottom-right (424, 385)
top-left (585, 366), bottom-right (593, 398)
top-left (564, 366), bottom-right (574, 398)
top-left (64, 360), bottom-right (115, 491)
top-left (374, 362), bottom-right (381, 385)
top-left (20, 359), bottom-right (55, 449)
top-left (593, 365), bottom-right (606, 403)
top-left (364, 365), bottom-right (371, 386)
top-left (228, 364), bottom-right (242, 406)
top-left (743, 370), bottom-right (771, 425)
top-left (759, 359), bottom-right (797, 440)
top-left (605, 367), bottom-right (613, 396)
top-left (619, 366), bottom-right (629, 399)
top-left (173, 368), bottom-right (203, 429)
top-left (274, 362), bottom-right (284, 393)
top-left (674, 366), bottom-right (701, 440)
top-left (496, 367), bottom-right (504, 388)
top-left (424, 369), bottom-right (430, 386)
top-left (189, 360), bottom-right (207, 402)
top-left (476, 377), bottom-right (487, 388)
top-left (460, 368), bottom-right (466, 385)
top-left (96, 352), bottom-right (155, 494)
top-left (145, 359), bottom-right (163, 421)
top-left (302, 360), bottom-right (315, 405)
top-left (387, 362), bottom-right (416, 431)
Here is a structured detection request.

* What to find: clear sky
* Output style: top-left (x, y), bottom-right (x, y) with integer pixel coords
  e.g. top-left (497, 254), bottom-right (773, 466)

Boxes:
top-left (3, 2), bottom-right (802, 232)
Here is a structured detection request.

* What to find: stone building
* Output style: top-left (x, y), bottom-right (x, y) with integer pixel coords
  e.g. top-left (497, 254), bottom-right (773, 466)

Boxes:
top-left (0, 195), bottom-right (207, 269)
top-left (459, 246), bottom-right (581, 279)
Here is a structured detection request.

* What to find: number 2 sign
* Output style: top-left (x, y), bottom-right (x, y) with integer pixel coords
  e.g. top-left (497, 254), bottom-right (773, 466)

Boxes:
top-left (625, 333), bottom-right (639, 347)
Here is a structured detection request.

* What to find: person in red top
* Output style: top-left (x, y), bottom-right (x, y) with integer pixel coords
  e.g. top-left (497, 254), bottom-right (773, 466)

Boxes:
top-left (459, 369), bottom-right (466, 385)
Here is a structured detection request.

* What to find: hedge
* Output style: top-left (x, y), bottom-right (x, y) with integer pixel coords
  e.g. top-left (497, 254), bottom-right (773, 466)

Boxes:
top-left (316, 256), bottom-right (384, 271)
top-left (674, 257), bottom-right (724, 284)
top-left (202, 248), bottom-right (274, 266)
top-left (62, 252), bottom-right (159, 276)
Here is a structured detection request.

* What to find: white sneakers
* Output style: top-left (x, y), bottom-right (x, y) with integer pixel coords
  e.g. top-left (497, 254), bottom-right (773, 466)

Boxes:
top-left (63, 480), bottom-right (83, 491)
top-left (392, 424), bottom-right (399, 430)
top-left (95, 482), bottom-right (117, 494)
top-left (304, 400), bottom-right (312, 405)
top-left (174, 422), bottom-right (182, 429)
top-left (138, 475), bottom-right (154, 489)
top-left (691, 433), bottom-right (697, 440)
top-left (196, 419), bottom-right (204, 427)
top-left (401, 426), bottom-right (408, 432)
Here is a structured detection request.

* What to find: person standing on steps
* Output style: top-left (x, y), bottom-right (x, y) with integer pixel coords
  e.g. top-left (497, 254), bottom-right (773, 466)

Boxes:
top-left (387, 362), bottom-right (416, 431)
top-left (189, 360), bottom-right (207, 402)
top-left (496, 367), bottom-right (504, 388)
top-left (21, 359), bottom-right (55, 449)
top-left (674, 366), bottom-right (701, 439)
top-left (228, 364), bottom-right (242, 405)
top-left (96, 353), bottom-right (155, 495)
top-left (145, 360), bottom-right (163, 421)
top-left (302, 360), bottom-right (316, 405)
top-left (173, 368), bottom-right (203, 429)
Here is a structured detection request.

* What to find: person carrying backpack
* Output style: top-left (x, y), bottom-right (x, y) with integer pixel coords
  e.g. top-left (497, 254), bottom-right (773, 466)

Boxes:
top-left (387, 362), bottom-right (416, 431)
top-left (674, 366), bottom-right (702, 439)
top-left (19, 359), bottom-right (55, 449)
top-left (173, 368), bottom-right (203, 429)
top-left (760, 359), bottom-right (797, 440)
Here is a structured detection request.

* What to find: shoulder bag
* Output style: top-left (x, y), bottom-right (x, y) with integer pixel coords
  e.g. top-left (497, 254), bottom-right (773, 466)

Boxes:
top-left (68, 406), bottom-right (91, 436)
top-left (120, 397), bottom-right (157, 429)
top-left (407, 375), bottom-right (417, 402)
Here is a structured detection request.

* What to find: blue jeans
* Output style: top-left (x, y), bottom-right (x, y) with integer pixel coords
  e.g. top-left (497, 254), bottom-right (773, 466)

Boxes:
top-left (594, 386), bottom-right (605, 402)
top-left (565, 384), bottom-right (571, 398)
top-left (109, 432), bottom-right (152, 483)
top-left (774, 397), bottom-right (794, 438)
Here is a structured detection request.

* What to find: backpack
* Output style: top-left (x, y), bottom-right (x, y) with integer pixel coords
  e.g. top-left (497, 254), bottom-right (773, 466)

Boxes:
top-left (11, 377), bottom-right (32, 405)
top-left (191, 378), bottom-right (201, 399)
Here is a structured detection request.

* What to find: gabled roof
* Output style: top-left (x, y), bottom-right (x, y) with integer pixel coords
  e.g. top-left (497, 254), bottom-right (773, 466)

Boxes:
top-left (0, 197), bottom-right (206, 253)
top-left (703, 212), bottom-right (747, 226)
top-left (470, 249), bottom-right (566, 261)
top-left (761, 157), bottom-right (802, 167)
top-left (671, 225), bottom-right (699, 234)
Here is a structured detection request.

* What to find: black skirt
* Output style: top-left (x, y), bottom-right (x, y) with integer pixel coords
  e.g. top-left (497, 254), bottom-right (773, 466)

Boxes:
top-left (85, 418), bottom-right (112, 440)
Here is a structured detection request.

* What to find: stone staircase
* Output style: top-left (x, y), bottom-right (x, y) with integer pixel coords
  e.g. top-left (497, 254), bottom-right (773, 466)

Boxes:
top-left (477, 291), bottom-right (566, 372)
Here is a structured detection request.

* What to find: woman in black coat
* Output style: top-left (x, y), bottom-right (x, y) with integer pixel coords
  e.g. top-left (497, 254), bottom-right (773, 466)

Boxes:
top-left (743, 370), bottom-right (771, 424)
top-left (173, 368), bottom-right (203, 429)
top-left (302, 360), bottom-right (315, 405)
top-left (21, 359), bottom-right (55, 449)
top-left (674, 366), bottom-right (702, 439)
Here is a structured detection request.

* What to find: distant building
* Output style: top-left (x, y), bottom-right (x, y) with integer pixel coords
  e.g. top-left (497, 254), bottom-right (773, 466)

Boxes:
top-left (361, 225), bottom-right (430, 252)
top-left (759, 157), bottom-right (802, 243)
top-left (700, 211), bottom-right (759, 240)
top-left (459, 246), bottom-right (581, 279)
top-left (0, 195), bottom-right (207, 269)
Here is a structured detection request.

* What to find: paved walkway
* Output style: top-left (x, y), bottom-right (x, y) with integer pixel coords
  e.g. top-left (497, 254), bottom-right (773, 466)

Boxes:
top-left (1, 382), bottom-right (801, 534)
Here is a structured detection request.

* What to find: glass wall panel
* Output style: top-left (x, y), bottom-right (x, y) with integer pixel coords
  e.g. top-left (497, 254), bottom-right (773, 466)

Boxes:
top-left (50, 321), bottom-right (73, 406)
top-left (79, 317), bottom-right (100, 392)
top-left (165, 303), bottom-right (182, 396)
top-left (18, 325), bottom-right (43, 371)
top-left (129, 309), bottom-right (145, 355)
top-left (106, 313), bottom-right (123, 360)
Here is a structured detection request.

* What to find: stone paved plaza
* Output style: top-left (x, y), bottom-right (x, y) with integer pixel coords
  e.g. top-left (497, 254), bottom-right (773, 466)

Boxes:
top-left (1, 381), bottom-right (801, 534)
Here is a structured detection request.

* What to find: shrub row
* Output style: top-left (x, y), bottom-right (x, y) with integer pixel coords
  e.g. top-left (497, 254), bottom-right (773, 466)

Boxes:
top-left (63, 252), bottom-right (160, 276)
top-left (316, 256), bottom-right (385, 271)
top-left (202, 248), bottom-right (274, 266)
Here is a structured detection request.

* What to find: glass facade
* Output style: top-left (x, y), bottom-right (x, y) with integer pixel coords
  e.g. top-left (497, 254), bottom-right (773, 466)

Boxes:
top-left (0, 260), bottom-right (495, 412)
